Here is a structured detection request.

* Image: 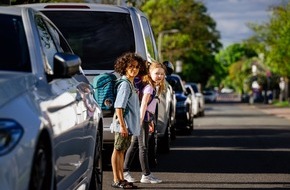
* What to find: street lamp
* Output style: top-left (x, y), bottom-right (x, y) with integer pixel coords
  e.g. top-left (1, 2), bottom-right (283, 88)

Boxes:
top-left (158, 29), bottom-right (179, 63)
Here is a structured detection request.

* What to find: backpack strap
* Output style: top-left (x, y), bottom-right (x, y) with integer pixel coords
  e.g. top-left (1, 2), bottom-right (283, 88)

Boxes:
top-left (147, 88), bottom-right (157, 106)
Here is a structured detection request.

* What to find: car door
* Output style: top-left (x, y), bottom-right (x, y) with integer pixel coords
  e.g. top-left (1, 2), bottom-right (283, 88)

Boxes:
top-left (33, 13), bottom-right (90, 188)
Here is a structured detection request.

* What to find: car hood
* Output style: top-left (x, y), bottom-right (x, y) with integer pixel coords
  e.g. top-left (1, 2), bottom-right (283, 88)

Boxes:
top-left (0, 72), bottom-right (36, 107)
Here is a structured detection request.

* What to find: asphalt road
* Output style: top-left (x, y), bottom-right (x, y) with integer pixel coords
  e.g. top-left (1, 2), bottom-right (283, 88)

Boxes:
top-left (103, 102), bottom-right (290, 189)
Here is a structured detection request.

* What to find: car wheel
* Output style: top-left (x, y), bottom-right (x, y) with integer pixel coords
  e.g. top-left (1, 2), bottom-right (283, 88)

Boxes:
top-left (29, 137), bottom-right (53, 190)
top-left (170, 125), bottom-right (176, 140)
top-left (186, 116), bottom-right (194, 135)
top-left (89, 126), bottom-right (103, 190)
top-left (200, 110), bottom-right (205, 117)
top-left (158, 120), bottom-right (171, 154)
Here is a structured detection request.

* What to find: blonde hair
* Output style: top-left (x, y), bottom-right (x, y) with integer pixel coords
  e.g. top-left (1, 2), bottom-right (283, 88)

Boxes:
top-left (142, 61), bottom-right (166, 95)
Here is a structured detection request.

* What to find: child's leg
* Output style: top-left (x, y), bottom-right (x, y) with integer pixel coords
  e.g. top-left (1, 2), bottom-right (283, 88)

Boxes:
top-left (139, 122), bottom-right (151, 175)
top-left (118, 151), bottom-right (125, 180)
top-left (111, 148), bottom-right (122, 182)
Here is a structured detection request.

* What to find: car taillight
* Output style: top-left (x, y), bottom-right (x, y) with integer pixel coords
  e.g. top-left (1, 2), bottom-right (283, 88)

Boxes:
top-left (0, 119), bottom-right (24, 156)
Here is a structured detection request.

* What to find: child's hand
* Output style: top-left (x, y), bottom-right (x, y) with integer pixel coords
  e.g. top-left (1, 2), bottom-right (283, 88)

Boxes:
top-left (149, 121), bottom-right (154, 133)
top-left (120, 125), bottom-right (128, 137)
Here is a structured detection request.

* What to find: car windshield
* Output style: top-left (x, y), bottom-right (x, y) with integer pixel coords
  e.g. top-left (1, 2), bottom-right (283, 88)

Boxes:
top-left (0, 14), bottom-right (31, 72)
top-left (190, 84), bottom-right (198, 93)
top-left (43, 11), bottom-right (135, 70)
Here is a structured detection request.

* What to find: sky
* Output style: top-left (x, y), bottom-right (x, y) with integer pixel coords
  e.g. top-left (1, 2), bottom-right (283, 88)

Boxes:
top-left (201, 0), bottom-right (286, 48)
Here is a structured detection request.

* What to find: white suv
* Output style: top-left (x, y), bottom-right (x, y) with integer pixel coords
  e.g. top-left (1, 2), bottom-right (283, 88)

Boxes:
top-left (26, 3), bottom-right (175, 160)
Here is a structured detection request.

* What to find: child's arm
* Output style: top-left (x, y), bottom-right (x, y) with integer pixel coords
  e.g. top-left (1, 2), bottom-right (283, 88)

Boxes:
top-left (115, 108), bottom-right (128, 136)
top-left (140, 93), bottom-right (151, 123)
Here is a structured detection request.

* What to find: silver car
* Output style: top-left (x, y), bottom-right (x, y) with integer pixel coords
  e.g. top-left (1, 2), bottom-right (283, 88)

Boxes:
top-left (0, 7), bottom-right (103, 190)
top-left (185, 84), bottom-right (199, 117)
top-left (186, 82), bottom-right (205, 116)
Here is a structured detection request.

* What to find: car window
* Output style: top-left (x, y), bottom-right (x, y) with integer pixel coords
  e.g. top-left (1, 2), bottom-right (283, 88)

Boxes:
top-left (44, 19), bottom-right (72, 54)
top-left (35, 14), bottom-right (58, 74)
top-left (140, 16), bottom-right (157, 60)
top-left (42, 11), bottom-right (135, 70)
top-left (0, 14), bottom-right (31, 72)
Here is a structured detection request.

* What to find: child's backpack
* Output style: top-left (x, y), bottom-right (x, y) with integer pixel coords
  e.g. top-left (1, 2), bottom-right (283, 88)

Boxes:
top-left (92, 73), bottom-right (132, 116)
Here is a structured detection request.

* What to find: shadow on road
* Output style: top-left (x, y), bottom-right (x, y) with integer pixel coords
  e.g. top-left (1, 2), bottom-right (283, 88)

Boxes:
top-left (156, 126), bottom-right (290, 174)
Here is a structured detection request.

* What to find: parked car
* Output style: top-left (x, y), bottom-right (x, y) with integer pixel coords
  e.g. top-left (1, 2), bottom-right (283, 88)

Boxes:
top-left (26, 3), bottom-right (175, 160)
top-left (203, 89), bottom-right (218, 103)
top-left (0, 6), bottom-right (103, 190)
top-left (166, 74), bottom-right (194, 133)
top-left (186, 82), bottom-right (205, 116)
top-left (185, 84), bottom-right (199, 118)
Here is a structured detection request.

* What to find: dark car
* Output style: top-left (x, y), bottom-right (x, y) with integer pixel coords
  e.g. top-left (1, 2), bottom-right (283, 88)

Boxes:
top-left (0, 6), bottom-right (103, 190)
top-left (166, 74), bottom-right (194, 133)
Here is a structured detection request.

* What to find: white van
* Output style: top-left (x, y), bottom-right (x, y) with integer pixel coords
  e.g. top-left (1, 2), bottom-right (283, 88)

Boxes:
top-left (26, 3), bottom-right (175, 159)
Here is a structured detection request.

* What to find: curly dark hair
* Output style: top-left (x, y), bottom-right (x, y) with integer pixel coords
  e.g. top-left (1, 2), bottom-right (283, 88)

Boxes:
top-left (114, 52), bottom-right (146, 76)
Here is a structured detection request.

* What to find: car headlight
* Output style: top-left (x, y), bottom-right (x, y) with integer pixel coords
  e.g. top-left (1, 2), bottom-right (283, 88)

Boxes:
top-left (0, 119), bottom-right (24, 156)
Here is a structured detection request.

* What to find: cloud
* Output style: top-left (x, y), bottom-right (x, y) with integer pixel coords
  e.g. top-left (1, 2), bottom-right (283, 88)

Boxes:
top-left (201, 0), bottom-right (284, 47)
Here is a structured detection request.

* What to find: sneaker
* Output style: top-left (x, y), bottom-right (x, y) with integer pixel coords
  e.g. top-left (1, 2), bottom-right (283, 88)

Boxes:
top-left (124, 172), bottom-right (136, 183)
top-left (140, 173), bottom-right (162, 184)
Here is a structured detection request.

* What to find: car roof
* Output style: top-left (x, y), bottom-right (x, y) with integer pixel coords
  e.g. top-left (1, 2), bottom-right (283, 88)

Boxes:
top-left (0, 6), bottom-right (24, 16)
top-left (167, 74), bottom-right (182, 80)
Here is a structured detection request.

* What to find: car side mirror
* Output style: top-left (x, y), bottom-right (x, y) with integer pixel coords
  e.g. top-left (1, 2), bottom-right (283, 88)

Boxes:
top-left (53, 52), bottom-right (81, 78)
top-left (186, 87), bottom-right (191, 95)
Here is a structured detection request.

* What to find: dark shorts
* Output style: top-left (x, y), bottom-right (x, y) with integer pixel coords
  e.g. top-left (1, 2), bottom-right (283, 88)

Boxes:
top-left (114, 132), bottom-right (132, 151)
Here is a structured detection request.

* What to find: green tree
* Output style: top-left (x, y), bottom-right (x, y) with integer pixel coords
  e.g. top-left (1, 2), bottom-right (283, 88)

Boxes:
top-left (141, 0), bottom-right (222, 86)
top-left (212, 43), bottom-right (257, 90)
top-left (247, 2), bottom-right (290, 77)
top-left (246, 2), bottom-right (290, 100)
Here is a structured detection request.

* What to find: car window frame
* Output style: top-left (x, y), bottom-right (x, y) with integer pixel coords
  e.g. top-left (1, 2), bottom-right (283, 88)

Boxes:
top-left (140, 16), bottom-right (158, 61)
top-left (35, 13), bottom-right (73, 75)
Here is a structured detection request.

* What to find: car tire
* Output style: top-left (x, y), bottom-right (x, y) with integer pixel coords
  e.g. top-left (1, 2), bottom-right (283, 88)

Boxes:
top-left (158, 120), bottom-right (171, 154)
top-left (29, 135), bottom-right (53, 190)
top-left (89, 126), bottom-right (103, 190)
top-left (189, 116), bottom-right (194, 132)
top-left (170, 125), bottom-right (176, 140)
top-left (199, 110), bottom-right (205, 117)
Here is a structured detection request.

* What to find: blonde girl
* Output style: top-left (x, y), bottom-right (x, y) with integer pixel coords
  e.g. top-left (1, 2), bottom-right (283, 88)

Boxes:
top-left (123, 61), bottom-right (166, 184)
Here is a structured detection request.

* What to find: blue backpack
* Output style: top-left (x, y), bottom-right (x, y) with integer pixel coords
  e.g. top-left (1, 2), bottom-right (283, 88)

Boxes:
top-left (92, 73), bottom-right (132, 116)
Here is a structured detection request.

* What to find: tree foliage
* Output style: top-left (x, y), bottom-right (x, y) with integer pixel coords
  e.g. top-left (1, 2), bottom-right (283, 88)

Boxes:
top-left (212, 43), bottom-right (257, 90)
top-left (141, 0), bottom-right (222, 85)
top-left (247, 1), bottom-right (290, 78)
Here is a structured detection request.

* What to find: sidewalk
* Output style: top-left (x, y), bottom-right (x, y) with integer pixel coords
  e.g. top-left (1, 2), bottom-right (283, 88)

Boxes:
top-left (253, 103), bottom-right (290, 121)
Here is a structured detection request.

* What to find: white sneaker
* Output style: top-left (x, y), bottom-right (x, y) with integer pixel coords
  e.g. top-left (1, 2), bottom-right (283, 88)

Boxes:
top-left (140, 173), bottom-right (162, 184)
top-left (124, 172), bottom-right (136, 183)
